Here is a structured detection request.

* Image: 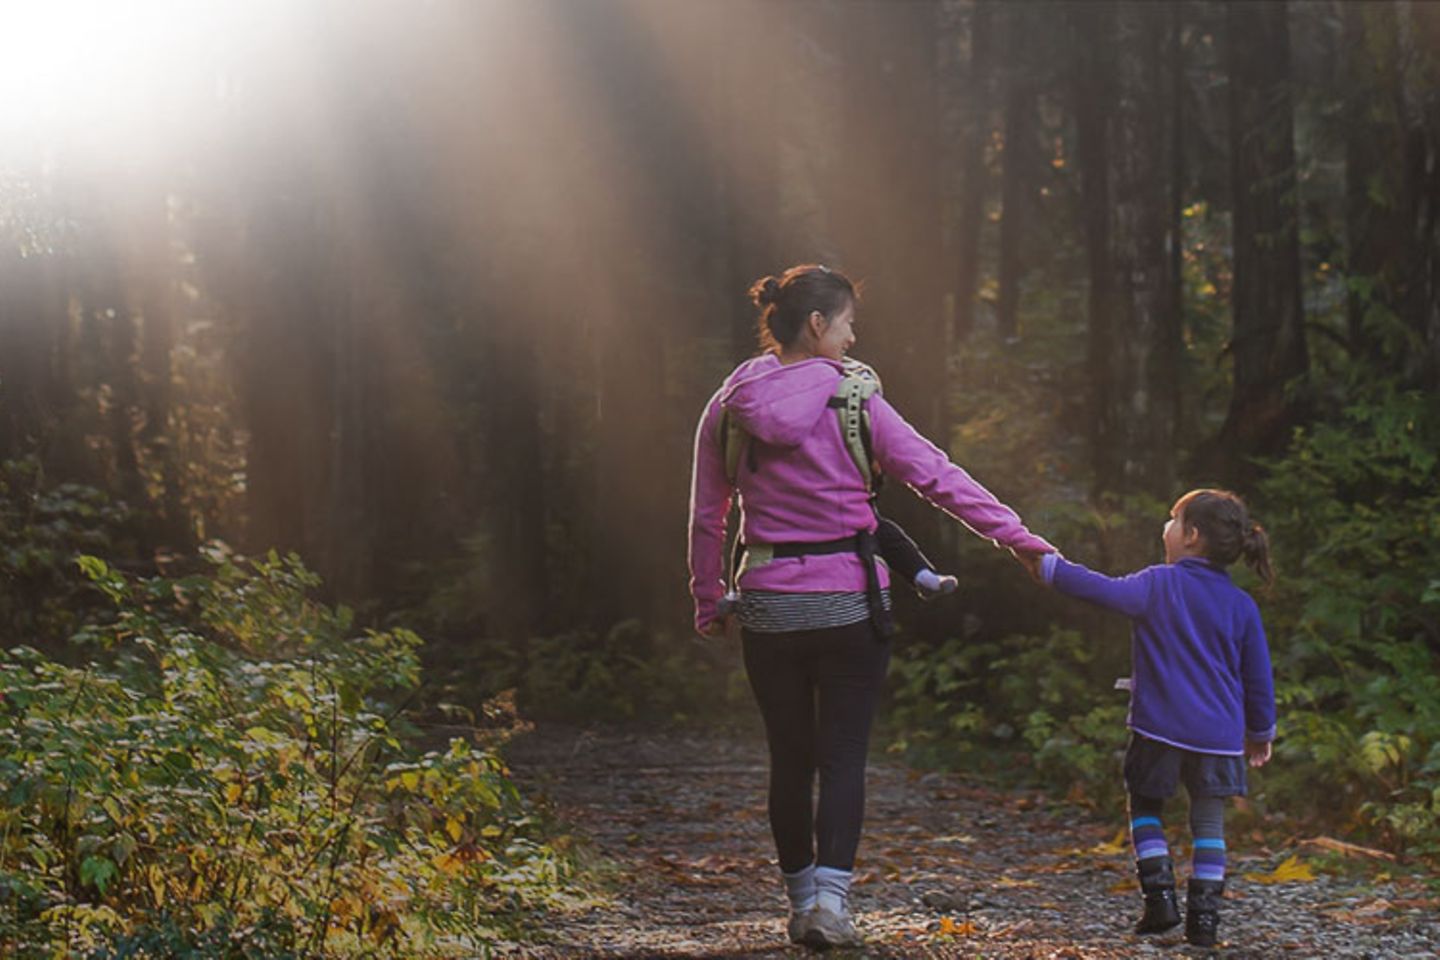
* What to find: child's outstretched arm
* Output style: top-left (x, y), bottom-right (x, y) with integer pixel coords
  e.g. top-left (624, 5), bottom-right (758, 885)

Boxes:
top-left (1038, 553), bottom-right (1154, 619)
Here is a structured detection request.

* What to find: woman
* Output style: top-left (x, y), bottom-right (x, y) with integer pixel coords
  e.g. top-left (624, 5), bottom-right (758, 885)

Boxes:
top-left (687, 264), bottom-right (1053, 948)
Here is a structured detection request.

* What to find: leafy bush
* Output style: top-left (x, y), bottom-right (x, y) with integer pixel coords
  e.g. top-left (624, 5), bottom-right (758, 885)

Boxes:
top-left (1256, 382), bottom-right (1440, 858)
top-left (888, 622), bottom-right (1129, 809)
top-left (0, 549), bottom-right (569, 958)
top-left (447, 620), bottom-right (752, 727)
top-left (0, 458), bottom-right (132, 650)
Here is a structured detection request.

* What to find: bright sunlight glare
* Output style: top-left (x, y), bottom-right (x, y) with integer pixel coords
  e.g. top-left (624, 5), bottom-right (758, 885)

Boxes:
top-left (0, 0), bottom-right (274, 152)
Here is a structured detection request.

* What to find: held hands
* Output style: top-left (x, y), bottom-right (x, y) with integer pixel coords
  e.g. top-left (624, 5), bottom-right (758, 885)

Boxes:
top-left (1010, 548), bottom-right (1048, 585)
top-left (1245, 739), bottom-right (1273, 768)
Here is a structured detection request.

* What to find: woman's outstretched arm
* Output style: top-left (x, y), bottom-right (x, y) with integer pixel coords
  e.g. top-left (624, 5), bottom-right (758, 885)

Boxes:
top-left (867, 395), bottom-right (1055, 556)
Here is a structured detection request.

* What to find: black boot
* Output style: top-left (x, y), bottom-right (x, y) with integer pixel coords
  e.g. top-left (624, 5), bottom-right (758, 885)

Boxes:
top-left (1185, 877), bottom-right (1225, 947)
top-left (1134, 856), bottom-right (1181, 934)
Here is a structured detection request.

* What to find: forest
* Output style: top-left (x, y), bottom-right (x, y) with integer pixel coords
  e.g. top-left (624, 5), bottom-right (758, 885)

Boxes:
top-left (1, 0), bottom-right (1438, 956)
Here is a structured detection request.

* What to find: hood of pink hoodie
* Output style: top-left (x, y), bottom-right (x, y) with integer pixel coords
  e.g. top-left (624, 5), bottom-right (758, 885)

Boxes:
top-left (719, 356), bottom-right (845, 448)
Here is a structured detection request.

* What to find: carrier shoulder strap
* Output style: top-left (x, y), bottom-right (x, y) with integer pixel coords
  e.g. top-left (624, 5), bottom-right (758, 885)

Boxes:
top-left (719, 408), bottom-right (748, 485)
top-left (719, 359), bottom-right (883, 491)
top-left (830, 360), bottom-right (883, 493)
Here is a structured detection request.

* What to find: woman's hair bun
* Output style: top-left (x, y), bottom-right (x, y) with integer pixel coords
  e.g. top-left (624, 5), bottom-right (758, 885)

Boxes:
top-left (750, 276), bottom-right (782, 308)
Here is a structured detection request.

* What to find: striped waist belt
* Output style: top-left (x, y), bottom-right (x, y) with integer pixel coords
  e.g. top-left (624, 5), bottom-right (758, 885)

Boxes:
top-left (736, 531), bottom-right (894, 639)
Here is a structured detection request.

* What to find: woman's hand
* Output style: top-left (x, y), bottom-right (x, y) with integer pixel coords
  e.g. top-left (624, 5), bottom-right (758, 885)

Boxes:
top-left (700, 614), bottom-right (735, 642)
top-left (1245, 739), bottom-right (1272, 768)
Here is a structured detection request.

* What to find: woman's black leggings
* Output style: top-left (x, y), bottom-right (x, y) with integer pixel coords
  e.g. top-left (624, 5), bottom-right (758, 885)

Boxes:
top-left (742, 620), bottom-right (890, 873)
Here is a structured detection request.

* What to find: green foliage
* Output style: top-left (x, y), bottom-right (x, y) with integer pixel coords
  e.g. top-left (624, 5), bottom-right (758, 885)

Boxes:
top-left (459, 621), bottom-right (751, 728)
top-left (0, 458), bottom-right (132, 649)
top-left (1256, 382), bottom-right (1440, 857)
top-left (0, 550), bottom-right (569, 957)
top-left (888, 623), bottom-right (1129, 809)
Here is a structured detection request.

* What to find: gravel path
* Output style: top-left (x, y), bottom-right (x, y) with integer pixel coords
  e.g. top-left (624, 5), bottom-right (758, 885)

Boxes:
top-left (501, 726), bottom-right (1439, 959)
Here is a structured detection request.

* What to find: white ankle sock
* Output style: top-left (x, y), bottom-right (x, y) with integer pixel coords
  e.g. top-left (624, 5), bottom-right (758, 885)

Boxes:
top-left (782, 863), bottom-right (816, 912)
top-left (914, 569), bottom-right (957, 595)
top-left (814, 865), bottom-right (852, 914)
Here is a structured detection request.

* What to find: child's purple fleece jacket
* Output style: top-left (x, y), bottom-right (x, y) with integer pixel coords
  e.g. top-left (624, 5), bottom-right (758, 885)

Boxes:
top-left (1041, 553), bottom-right (1277, 755)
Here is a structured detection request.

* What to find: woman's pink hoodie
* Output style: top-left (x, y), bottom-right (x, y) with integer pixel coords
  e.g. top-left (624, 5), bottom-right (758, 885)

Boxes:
top-left (688, 355), bottom-right (1054, 634)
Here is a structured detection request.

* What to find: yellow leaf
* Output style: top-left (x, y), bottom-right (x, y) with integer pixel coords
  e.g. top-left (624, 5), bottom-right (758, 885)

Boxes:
top-left (446, 816), bottom-right (462, 843)
top-left (1244, 854), bottom-right (1315, 885)
top-left (937, 917), bottom-right (978, 937)
top-left (432, 852), bottom-right (462, 876)
top-left (400, 771), bottom-right (419, 791)
top-left (1092, 828), bottom-right (1129, 856)
top-left (148, 865), bottom-right (166, 907)
top-left (224, 783), bottom-right (242, 805)
top-left (480, 824), bottom-right (503, 838)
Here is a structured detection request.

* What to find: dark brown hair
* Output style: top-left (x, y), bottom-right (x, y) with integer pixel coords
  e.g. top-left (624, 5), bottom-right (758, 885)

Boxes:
top-left (1174, 488), bottom-right (1274, 587)
top-left (748, 264), bottom-right (858, 354)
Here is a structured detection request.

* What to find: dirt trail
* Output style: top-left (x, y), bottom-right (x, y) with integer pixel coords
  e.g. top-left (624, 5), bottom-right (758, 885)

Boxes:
top-left (500, 726), bottom-right (1438, 959)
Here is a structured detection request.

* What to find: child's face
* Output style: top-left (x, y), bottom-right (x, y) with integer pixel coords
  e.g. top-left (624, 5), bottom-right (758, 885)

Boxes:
top-left (1163, 502), bottom-right (1203, 563)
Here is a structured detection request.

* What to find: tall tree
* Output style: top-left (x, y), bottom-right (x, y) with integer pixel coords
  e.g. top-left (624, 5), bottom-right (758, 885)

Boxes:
top-left (951, 0), bottom-right (995, 342)
top-left (1220, 0), bottom-right (1308, 467)
top-left (1072, 1), bottom-right (1183, 496)
top-left (996, 2), bottom-right (1038, 343)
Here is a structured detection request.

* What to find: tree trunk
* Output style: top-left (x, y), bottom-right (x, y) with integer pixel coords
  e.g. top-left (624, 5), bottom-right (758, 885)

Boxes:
top-left (953, 0), bottom-right (995, 342)
top-left (1343, 2), bottom-right (1407, 363)
top-left (1157, 0), bottom-right (1185, 495)
top-left (128, 190), bottom-right (190, 552)
top-left (1072, 1), bottom-right (1181, 496)
top-left (1221, 0), bottom-right (1309, 469)
top-left (996, 2), bottom-right (1036, 343)
top-left (1072, 2), bottom-right (1119, 493)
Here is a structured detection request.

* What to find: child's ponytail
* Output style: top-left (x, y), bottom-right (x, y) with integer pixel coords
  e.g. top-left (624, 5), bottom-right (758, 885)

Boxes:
top-left (1174, 488), bottom-right (1275, 591)
top-left (1241, 521), bottom-right (1274, 588)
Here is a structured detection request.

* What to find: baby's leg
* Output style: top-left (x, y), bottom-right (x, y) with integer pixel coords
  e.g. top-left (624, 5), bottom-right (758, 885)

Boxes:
top-left (874, 516), bottom-right (955, 597)
top-left (874, 516), bottom-right (927, 580)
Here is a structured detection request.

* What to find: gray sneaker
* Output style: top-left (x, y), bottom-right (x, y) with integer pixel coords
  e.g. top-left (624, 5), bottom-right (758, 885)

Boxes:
top-left (787, 909), bottom-right (814, 944)
top-left (802, 906), bottom-right (863, 948)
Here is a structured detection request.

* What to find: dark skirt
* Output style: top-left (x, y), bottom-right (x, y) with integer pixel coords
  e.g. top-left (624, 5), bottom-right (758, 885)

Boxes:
top-left (1124, 732), bottom-right (1248, 799)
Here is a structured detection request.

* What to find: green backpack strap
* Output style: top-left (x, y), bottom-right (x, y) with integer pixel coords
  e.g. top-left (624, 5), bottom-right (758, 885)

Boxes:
top-left (718, 409), bottom-right (748, 486)
top-left (835, 359), bottom-right (883, 494)
top-left (721, 358), bottom-right (882, 491)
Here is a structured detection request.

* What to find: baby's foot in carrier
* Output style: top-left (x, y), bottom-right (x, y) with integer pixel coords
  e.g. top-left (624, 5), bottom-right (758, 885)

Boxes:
top-left (913, 568), bottom-right (957, 599)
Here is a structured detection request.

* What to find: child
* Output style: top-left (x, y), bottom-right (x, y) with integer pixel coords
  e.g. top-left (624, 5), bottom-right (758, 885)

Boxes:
top-left (1035, 489), bottom-right (1276, 947)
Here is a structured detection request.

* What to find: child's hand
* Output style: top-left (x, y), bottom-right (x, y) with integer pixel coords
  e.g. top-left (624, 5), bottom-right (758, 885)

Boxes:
top-left (1245, 739), bottom-right (1272, 768)
top-left (1010, 548), bottom-right (1046, 585)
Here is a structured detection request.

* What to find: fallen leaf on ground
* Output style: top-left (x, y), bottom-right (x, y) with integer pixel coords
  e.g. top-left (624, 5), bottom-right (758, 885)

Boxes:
top-left (937, 917), bottom-right (979, 937)
top-left (1244, 854), bottom-right (1316, 885)
top-left (1390, 897), bottom-right (1440, 910)
top-left (1088, 829), bottom-right (1134, 857)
